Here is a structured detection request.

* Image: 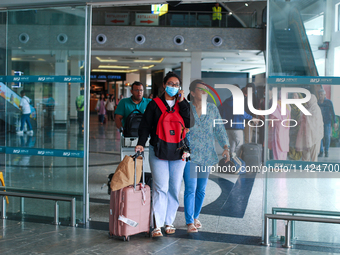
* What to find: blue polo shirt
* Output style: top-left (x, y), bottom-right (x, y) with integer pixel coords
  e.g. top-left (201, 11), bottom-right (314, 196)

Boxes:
top-left (115, 97), bottom-right (152, 126)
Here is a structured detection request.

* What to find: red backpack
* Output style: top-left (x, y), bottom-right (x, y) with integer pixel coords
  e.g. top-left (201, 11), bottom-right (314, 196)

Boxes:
top-left (153, 98), bottom-right (186, 160)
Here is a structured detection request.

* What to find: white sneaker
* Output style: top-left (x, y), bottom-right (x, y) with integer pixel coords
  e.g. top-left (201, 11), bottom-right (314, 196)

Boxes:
top-left (27, 130), bottom-right (34, 136)
top-left (17, 130), bottom-right (24, 135)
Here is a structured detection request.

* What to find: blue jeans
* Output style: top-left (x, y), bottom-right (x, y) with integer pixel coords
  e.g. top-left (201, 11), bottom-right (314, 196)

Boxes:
top-left (98, 114), bottom-right (105, 123)
top-left (149, 145), bottom-right (186, 228)
top-left (183, 162), bottom-right (209, 225)
top-left (21, 114), bottom-right (32, 131)
top-left (320, 123), bottom-right (331, 153)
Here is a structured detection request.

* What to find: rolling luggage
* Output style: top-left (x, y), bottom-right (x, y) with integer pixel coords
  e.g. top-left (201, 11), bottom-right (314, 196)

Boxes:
top-left (108, 172), bottom-right (152, 195)
top-left (241, 125), bottom-right (262, 169)
top-left (109, 152), bottom-right (151, 241)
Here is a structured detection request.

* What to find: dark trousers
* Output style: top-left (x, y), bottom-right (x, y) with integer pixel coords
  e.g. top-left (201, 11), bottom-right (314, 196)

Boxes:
top-left (320, 123), bottom-right (332, 153)
top-left (107, 110), bottom-right (114, 121)
top-left (77, 111), bottom-right (84, 130)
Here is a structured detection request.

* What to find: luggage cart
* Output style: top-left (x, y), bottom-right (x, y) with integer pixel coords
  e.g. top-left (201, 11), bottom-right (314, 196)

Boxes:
top-left (120, 134), bottom-right (151, 173)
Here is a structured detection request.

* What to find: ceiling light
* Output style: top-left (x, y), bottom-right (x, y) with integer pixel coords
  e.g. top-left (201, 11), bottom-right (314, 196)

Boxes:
top-left (228, 12), bottom-right (233, 16)
top-left (11, 58), bottom-right (22, 61)
top-left (184, 49), bottom-right (188, 51)
top-left (98, 65), bottom-right (130, 69)
top-left (95, 57), bottom-right (118, 63)
top-left (245, 3), bottom-right (248, 6)
top-left (142, 65), bottom-right (155, 69)
top-left (133, 58), bottom-right (164, 63)
top-left (92, 69), bottom-right (139, 73)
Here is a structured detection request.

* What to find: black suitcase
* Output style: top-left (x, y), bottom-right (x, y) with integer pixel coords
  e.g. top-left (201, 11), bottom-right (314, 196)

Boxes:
top-left (241, 126), bottom-right (262, 168)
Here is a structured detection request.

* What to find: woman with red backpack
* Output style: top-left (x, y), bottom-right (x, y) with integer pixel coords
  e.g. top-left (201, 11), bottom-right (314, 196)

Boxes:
top-left (135, 72), bottom-right (194, 238)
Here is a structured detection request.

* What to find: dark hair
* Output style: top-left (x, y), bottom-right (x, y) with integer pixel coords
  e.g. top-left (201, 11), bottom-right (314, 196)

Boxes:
top-left (246, 82), bottom-right (255, 89)
top-left (163, 71), bottom-right (181, 85)
top-left (20, 90), bottom-right (25, 96)
top-left (131, 81), bottom-right (143, 91)
top-left (187, 79), bottom-right (205, 101)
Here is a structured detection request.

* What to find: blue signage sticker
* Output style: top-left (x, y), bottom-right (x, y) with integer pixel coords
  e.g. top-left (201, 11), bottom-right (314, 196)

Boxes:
top-left (4, 147), bottom-right (84, 158)
top-left (5, 76), bottom-right (84, 83)
top-left (268, 76), bottom-right (340, 85)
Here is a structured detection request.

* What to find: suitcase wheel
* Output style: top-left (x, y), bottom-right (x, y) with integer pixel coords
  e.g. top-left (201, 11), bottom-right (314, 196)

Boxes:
top-left (123, 236), bottom-right (130, 242)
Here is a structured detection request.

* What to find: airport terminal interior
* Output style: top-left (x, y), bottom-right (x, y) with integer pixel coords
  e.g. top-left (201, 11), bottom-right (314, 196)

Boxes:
top-left (1, 0), bottom-right (340, 254)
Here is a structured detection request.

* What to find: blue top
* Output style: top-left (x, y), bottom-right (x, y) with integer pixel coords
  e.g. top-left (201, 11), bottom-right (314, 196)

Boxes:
top-left (318, 98), bottom-right (336, 125)
top-left (218, 96), bottom-right (253, 130)
top-left (189, 102), bottom-right (229, 166)
top-left (115, 97), bottom-right (152, 126)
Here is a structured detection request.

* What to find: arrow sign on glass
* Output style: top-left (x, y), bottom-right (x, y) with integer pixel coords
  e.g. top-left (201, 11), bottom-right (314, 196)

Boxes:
top-left (105, 13), bottom-right (129, 25)
top-left (111, 19), bottom-right (125, 23)
top-left (136, 13), bottom-right (159, 25)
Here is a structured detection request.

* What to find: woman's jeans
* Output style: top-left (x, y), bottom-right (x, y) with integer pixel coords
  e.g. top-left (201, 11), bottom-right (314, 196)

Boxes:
top-left (21, 114), bottom-right (32, 131)
top-left (183, 162), bottom-right (209, 225)
top-left (149, 145), bottom-right (186, 228)
top-left (98, 114), bottom-right (105, 123)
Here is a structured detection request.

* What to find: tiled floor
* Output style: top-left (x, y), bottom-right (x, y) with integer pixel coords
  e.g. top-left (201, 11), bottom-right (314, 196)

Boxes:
top-left (1, 115), bottom-right (340, 254)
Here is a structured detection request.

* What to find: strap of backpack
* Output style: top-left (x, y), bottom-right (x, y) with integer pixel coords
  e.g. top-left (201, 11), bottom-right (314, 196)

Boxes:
top-left (154, 97), bottom-right (179, 113)
top-left (154, 98), bottom-right (167, 113)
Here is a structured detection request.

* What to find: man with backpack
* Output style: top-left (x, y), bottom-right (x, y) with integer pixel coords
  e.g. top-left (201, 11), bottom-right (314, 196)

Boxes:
top-left (114, 81), bottom-right (151, 131)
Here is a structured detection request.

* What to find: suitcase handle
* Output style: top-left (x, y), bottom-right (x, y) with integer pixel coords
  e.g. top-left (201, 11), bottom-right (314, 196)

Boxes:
top-left (133, 151), bottom-right (145, 190)
top-left (249, 121), bottom-right (258, 144)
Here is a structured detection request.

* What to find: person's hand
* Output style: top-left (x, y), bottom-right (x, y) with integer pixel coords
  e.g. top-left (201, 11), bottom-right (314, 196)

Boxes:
top-left (222, 150), bottom-right (230, 162)
top-left (178, 89), bottom-right (185, 102)
top-left (135, 145), bottom-right (144, 153)
top-left (251, 118), bottom-right (260, 125)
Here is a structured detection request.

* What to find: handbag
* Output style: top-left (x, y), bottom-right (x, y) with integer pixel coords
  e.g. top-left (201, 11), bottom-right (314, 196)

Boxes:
top-left (218, 156), bottom-right (246, 174)
top-left (231, 156), bottom-right (246, 174)
top-left (110, 154), bottom-right (143, 191)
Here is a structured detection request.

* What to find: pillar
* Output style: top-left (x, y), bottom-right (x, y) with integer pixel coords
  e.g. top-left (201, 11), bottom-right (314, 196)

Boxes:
top-left (70, 60), bottom-right (80, 120)
top-left (191, 52), bottom-right (202, 81)
top-left (181, 62), bottom-right (191, 99)
top-left (139, 69), bottom-right (147, 97)
top-left (54, 50), bottom-right (68, 126)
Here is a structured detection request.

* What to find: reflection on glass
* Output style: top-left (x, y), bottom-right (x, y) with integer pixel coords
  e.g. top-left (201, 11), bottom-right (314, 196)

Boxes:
top-left (3, 6), bottom-right (87, 223)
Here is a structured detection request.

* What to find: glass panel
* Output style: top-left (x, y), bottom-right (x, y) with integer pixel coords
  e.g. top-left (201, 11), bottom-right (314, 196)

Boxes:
top-left (265, 0), bottom-right (340, 247)
top-left (1, 6), bottom-right (87, 224)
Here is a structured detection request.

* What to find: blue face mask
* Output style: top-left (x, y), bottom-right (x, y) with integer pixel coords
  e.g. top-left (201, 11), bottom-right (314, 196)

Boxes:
top-left (165, 86), bottom-right (179, 97)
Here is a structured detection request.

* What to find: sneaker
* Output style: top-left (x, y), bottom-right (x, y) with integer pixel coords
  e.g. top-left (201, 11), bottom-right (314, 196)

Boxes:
top-left (318, 152), bottom-right (323, 157)
top-left (27, 130), bottom-right (34, 136)
top-left (325, 151), bottom-right (329, 157)
top-left (17, 130), bottom-right (23, 135)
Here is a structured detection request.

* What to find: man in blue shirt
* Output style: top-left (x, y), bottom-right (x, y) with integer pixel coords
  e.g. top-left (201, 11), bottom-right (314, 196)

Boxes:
top-left (318, 89), bottom-right (338, 157)
top-left (114, 81), bottom-right (151, 130)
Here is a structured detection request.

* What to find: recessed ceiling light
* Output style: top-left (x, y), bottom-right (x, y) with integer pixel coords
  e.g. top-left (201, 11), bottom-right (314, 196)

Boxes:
top-left (95, 57), bottom-right (118, 63)
top-left (98, 65), bottom-right (130, 69)
top-left (92, 69), bottom-right (139, 73)
top-left (133, 58), bottom-right (163, 63)
top-left (245, 3), bottom-right (248, 6)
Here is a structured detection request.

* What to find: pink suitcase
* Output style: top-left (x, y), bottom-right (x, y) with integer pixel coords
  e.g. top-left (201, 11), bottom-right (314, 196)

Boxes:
top-left (109, 152), bottom-right (151, 241)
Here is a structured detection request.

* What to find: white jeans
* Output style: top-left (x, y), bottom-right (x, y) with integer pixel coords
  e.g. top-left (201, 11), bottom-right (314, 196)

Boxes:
top-left (149, 145), bottom-right (186, 228)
